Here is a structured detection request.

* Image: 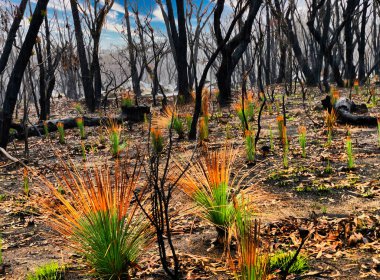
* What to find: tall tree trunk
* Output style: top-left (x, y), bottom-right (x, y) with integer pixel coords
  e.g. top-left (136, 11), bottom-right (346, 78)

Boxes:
top-left (373, 2), bottom-right (379, 75)
top-left (358, 0), bottom-right (369, 83)
top-left (91, 35), bottom-right (102, 107)
top-left (0, 0), bottom-right (28, 75)
top-left (215, 0), bottom-right (262, 106)
top-left (265, 4), bottom-right (271, 85)
top-left (124, 0), bottom-right (141, 97)
top-left (344, 0), bottom-right (359, 84)
top-left (0, 0), bottom-right (50, 149)
top-left (69, 0), bottom-right (96, 112)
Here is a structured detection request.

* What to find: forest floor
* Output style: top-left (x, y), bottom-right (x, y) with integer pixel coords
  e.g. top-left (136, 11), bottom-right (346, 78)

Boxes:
top-left (0, 87), bottom-right (379, 279)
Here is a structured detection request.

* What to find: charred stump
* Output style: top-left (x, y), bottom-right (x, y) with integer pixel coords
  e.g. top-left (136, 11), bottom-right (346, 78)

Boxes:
top-left (322, 96), bottom-right (377, 127)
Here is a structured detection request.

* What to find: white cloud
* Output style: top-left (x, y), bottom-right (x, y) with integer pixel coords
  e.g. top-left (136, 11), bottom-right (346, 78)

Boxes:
top-left (152, 4), bottom-right (164, 23)
top-left (112, 2), bottom-right (125, 14)
top-left (30, 0), bottom-right (71, 12)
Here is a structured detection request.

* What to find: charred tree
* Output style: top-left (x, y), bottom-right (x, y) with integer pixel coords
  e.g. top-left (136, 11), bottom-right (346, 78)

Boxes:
top-left (214, 0), bottom-right (263, 106)
top-left (69, 0), bottom-right (96, 111)
top-left (0, 0), bottom-right (28, 75)
top-left (0, 0), bottom-right (50, 149)
top-left (157, 0), bottom-right (190, 102)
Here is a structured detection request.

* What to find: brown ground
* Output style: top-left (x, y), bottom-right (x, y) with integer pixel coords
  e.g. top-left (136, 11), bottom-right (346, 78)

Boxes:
top-left (0, 88), bottom-right (379, 279)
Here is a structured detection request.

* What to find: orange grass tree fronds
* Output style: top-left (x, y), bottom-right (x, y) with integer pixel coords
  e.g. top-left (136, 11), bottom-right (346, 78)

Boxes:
top-left (35, 160), bottom-right (152, 279)
top-left (234, 218), bottom-right (268, 280)
top-left (153, 105), bottom-right (185, 139)
top-left (176, 145), bottom-right (250, 244)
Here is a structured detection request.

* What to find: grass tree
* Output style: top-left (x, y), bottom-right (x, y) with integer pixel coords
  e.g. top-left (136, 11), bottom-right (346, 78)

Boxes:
top-left (177, 145), bottom-right (249, 244)
top-left (36, 161), bottom-right (152, 279)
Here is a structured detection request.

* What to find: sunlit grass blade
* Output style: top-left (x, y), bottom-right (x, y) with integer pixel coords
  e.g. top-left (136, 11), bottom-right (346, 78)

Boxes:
top-left (346, 131), bottom-right (355, 169)
top-left (56, 122), bottom-right (65, 144)
top-left (298, 126), bottom-right (307, 158)
top-left (176, 146), bottom-right (239, 243)
top-left (35, 160), bottom-right (152, 279)
top-left (235, 218), bottom-right (268, 280)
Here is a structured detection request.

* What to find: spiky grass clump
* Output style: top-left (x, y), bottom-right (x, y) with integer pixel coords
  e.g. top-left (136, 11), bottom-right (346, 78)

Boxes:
top-left (43, 121), bottom-right (49, 138)
top-left (172, 117), bottom-right (184, 139)
top-left (107, 121), bottom-right (126, 157)
top-left (245, 130), bottom-right (255, 163)
top-left (155, 106), bottom-right (185, 139)
top-left (198, 117), bottom-right (209, 142)
top-left (331, 89), bottom-right (340, 105)
top-left (74, 103), bottom-right (84, 115)
top-left (353, 79), bottom-right (359, 95)
top-left (151, 128), bottom-right (164, 154)
top-left (235, 219), bottom-right (268, 280)
top-left (37, 161), bottom-right (151, 279)
top-left (298, 126), bottom-right (307, 158)
top-left (276, 116), bottom-right (284, 144)
top-left (185, 114), bottom-right (193, 130)
top-left (56, 122), bottom-right (65, 144)
top-left (269, 251), bottom-right (308, 275)
top-left (26, 262), bottom-right (64, 280)
top-left (346, 131), bottom-right (354, 169)
top-left (177, 146), bottom-right (240, 243)
top-left (282, 126), bottom-right (289, 169)
top-left (325, 109), bottom-right (336, 146)
top-left (75, 117), bottom-right (86, 139)
top-left (23, 167), bottom-right (29, 197)
top-left (121, 92), bottom-right (134, 108)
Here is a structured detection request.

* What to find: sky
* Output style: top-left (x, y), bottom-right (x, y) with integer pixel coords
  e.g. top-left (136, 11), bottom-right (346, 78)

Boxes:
top-left (5, 0), bottom-right (172, 48)
top-left (4, 0), bottom-right (306, 49)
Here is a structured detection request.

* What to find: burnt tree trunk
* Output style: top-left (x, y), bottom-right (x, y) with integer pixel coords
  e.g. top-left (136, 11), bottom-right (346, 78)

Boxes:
top-left (344, 0), bottom-right (360, 84)
top-left (91, 35), bottom-right (102, 107)
top-left (161, 0), bottom-right (190, 102)
top-left (124, 0), bottom-right (141, 97)
top-left (0, 0), bottom-right (28, 75)
top-left (358, 0), bottom-right (369, 84)
top-left (0, 0), bottom-right (50, 149)
top-left (215, 0), bottom-right (263, 106)
top-left (69, 0), bottom-right (96, 112)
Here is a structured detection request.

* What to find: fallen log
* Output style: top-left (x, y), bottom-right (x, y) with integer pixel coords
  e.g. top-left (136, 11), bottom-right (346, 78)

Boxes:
top-left (10, 105), bottom-right (150, 140)
top-left (322, 96), bottom-right (378, 127)
top-left (10, 116), bottom-right (123, 140)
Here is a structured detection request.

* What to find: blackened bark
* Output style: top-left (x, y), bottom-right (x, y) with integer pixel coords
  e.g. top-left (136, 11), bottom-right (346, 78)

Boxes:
top-left (69, 0), bottom-right (96, 112)
top-left (373, 2), bottom-right (379, 75)
top-left (358, 0), bottom-right (369, 83)
top-left (271, 0), bottom-right (317, 86)
top-left (124, 0), bottom-right (141, 97)
top-left (0, 0), bottom-right (28, 75)
top-left (91, 35), bottom-right (102, 107)
top-left (215, 0), bottom-right (263, 106)
top-left (163, 0), bottom-right (190, 101)
top-left (0, 0), bottom-right (50, 149)
top-left (189, 0), bottom-right (259, 139)
top-left (265, 4), bottom-right (271, 85)
top-left (344, 0), bottom-right (360, 84)
top-left (307, 0), bottom-right (344, 87)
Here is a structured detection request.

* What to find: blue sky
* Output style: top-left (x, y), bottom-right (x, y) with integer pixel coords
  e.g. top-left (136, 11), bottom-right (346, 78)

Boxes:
top-left (7, 0), bottom-right (171, 48)
top-left (6, 0), bottom-right (308, 49)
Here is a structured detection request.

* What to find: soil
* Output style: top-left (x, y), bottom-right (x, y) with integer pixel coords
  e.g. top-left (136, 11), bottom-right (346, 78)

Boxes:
top-left (0, 88), bottom-right (379, 279)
